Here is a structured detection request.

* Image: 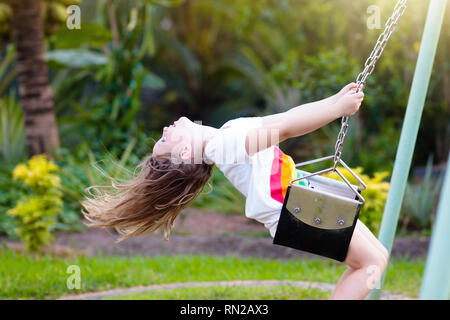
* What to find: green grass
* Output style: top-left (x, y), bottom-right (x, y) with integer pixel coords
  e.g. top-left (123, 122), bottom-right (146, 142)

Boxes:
top-left (0, 247), bottom-right (424, 299)
top-left (103, 285), bottom-right (329, 300)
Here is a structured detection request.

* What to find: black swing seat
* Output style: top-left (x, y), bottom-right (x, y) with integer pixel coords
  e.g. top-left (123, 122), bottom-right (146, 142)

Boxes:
top-left (273, 156), bottom-right (366, 262)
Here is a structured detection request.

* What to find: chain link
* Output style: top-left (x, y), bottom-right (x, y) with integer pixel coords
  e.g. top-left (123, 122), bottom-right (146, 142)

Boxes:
top-left (333, 0), bottom-right (408, 168)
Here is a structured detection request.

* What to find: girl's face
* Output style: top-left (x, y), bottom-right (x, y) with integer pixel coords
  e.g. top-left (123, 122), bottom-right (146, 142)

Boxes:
top-left (153, 116), bottom-right (199, 160)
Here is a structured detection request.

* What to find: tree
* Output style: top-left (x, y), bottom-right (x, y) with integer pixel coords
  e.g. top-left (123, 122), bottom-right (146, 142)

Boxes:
top-left (8, 0), bottom-right (60, 157)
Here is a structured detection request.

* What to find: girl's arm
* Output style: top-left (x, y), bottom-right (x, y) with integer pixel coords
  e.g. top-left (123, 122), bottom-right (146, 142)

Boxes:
top-left (245, 83), bottom-right (364, 156)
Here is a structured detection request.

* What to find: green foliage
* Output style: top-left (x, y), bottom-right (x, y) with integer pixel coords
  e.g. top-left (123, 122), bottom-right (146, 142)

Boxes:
top-left (7, 155), bottom-right (63, 253)
top-left (52, 45), bottom-right (162, 157)
top-left (317, 118), bottom-right (401, 176)
top-left (0, 45), bottom-right (16, 96)
top-left (47, 1), bottom-right (167, 158)
top-left (149, 0), bottom-right (449, 165)
top-left (50, 22), bottom-right (113, 49)
top-left (296, 47), bottom-right (360, 104)
top-left (0, 90), bottom-right (26, 162)
top-left (400, 156), bottom-right (444, 232)
top-left (0, 161), bottom-right (26, 239)
top-left (41, 0), bottom-right (448, 168)
top-left (46, 49), bottom-right (108, 68)
top-left (0, 150), bottom-right (91, 237)
top-left (0, 49), bottom-right (25, 164)
top-left (193, 167), bottom-right (246, 215)
top-left (142, 0), bottom-right (186, 6)
top-left (57, 139), bottom-right (139, 193)
top-left (324, 167), bottom-right (390, 234)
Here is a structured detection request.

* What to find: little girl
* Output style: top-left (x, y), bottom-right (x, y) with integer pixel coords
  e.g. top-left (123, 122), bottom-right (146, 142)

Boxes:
top-left (82, 82), bottom-right (389, 300)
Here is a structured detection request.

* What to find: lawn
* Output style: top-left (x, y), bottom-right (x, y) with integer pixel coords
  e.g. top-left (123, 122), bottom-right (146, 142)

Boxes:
top-left (0, 247), bottom-right (424, 300)
top-left (103, 285), bottom-right (330, 300)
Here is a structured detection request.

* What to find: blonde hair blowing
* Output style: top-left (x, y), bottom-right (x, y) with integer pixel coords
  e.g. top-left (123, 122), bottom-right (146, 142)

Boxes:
top-left (81, 155), bottom-right (213, 241)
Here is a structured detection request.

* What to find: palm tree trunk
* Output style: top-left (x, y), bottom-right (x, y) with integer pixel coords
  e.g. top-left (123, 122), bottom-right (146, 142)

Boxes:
top-left (10, 0), bottom-right (60, 157)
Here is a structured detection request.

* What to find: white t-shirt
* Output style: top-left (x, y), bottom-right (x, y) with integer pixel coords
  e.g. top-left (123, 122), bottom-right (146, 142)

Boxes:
top-left (204, 117), bottom-right (306, 237)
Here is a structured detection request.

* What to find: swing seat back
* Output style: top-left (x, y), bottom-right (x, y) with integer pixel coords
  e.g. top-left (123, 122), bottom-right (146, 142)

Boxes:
top-left (288, 171), bottom-right (363, 229)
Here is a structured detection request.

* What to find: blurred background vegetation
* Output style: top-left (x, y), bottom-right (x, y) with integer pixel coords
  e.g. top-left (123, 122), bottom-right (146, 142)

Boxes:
top-left (0, 0), bottom-right (448, 246)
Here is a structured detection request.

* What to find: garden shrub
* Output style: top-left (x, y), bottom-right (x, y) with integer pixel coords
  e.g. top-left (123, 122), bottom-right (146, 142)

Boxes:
top-left (324, 167), bottom-right (390, 234)
top-left (0, 161), bottom-right (26, 239)
top-left (400, 156), bottom-right (444, 233)
top-left (193, 166), bottom-right (246, 215)
top-left (7, 155), bottom-right (63, 252)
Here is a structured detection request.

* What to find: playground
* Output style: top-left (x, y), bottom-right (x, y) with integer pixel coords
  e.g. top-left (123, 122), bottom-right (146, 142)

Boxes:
top-left (0, 0), bottom-right (449, 302)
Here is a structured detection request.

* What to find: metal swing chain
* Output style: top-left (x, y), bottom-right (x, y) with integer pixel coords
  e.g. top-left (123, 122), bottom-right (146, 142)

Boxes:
top-left (333, 0), bottom-right (408, 169)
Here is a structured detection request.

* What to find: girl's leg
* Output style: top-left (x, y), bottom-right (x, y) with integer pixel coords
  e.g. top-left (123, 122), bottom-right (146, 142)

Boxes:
top-left (329, 220), bottom-right (389, 299)
top-left (329, 220), bottom-right (388, 300)
top-left (357, 220), bottom-right (390, 258)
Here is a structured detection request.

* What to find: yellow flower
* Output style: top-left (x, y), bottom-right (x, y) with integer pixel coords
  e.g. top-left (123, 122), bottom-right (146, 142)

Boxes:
top-left (8, 155), bottom-right (62, 253)
top-left (29, 155), bottom-right (48, 175)
top-left (12, 164), bottom-right (29, 181)
top-left (47, 160), bottom-right (60, 173)
top-left (13, 155), bottom-right (61, 187)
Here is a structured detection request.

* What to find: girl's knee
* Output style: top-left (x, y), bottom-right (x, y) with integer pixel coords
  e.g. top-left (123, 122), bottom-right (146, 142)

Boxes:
top-left (373, 237), bottom-right (389, 261)
top-left (345, 225), bottom-right (389, 272)
top-left (350, 243), bottom-right (387, 271)
top-left (365, 249), bottom-right (388, 274)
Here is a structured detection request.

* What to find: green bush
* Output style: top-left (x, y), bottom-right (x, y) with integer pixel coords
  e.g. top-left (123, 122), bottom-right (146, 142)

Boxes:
top-left (324, 167), bottom-right (390, 234)
top-left (0, 161), bottom-right (26, 239)
top-left (400, 156), bottom-right (444, 233)
top-left (0, 91), bottom-right (26, 163)
top-left (7, 155), bottom-right (63, 253)
top-left (193, 166), bottom-right (246, 215)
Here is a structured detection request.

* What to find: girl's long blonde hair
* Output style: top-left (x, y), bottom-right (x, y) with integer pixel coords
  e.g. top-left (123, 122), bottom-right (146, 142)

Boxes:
top-left (81, 155), bottom-right (213, 241)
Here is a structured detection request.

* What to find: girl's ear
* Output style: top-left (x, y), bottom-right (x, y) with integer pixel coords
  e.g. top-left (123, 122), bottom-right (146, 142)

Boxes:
top-left (179, 144), bottom-right (192, 161)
